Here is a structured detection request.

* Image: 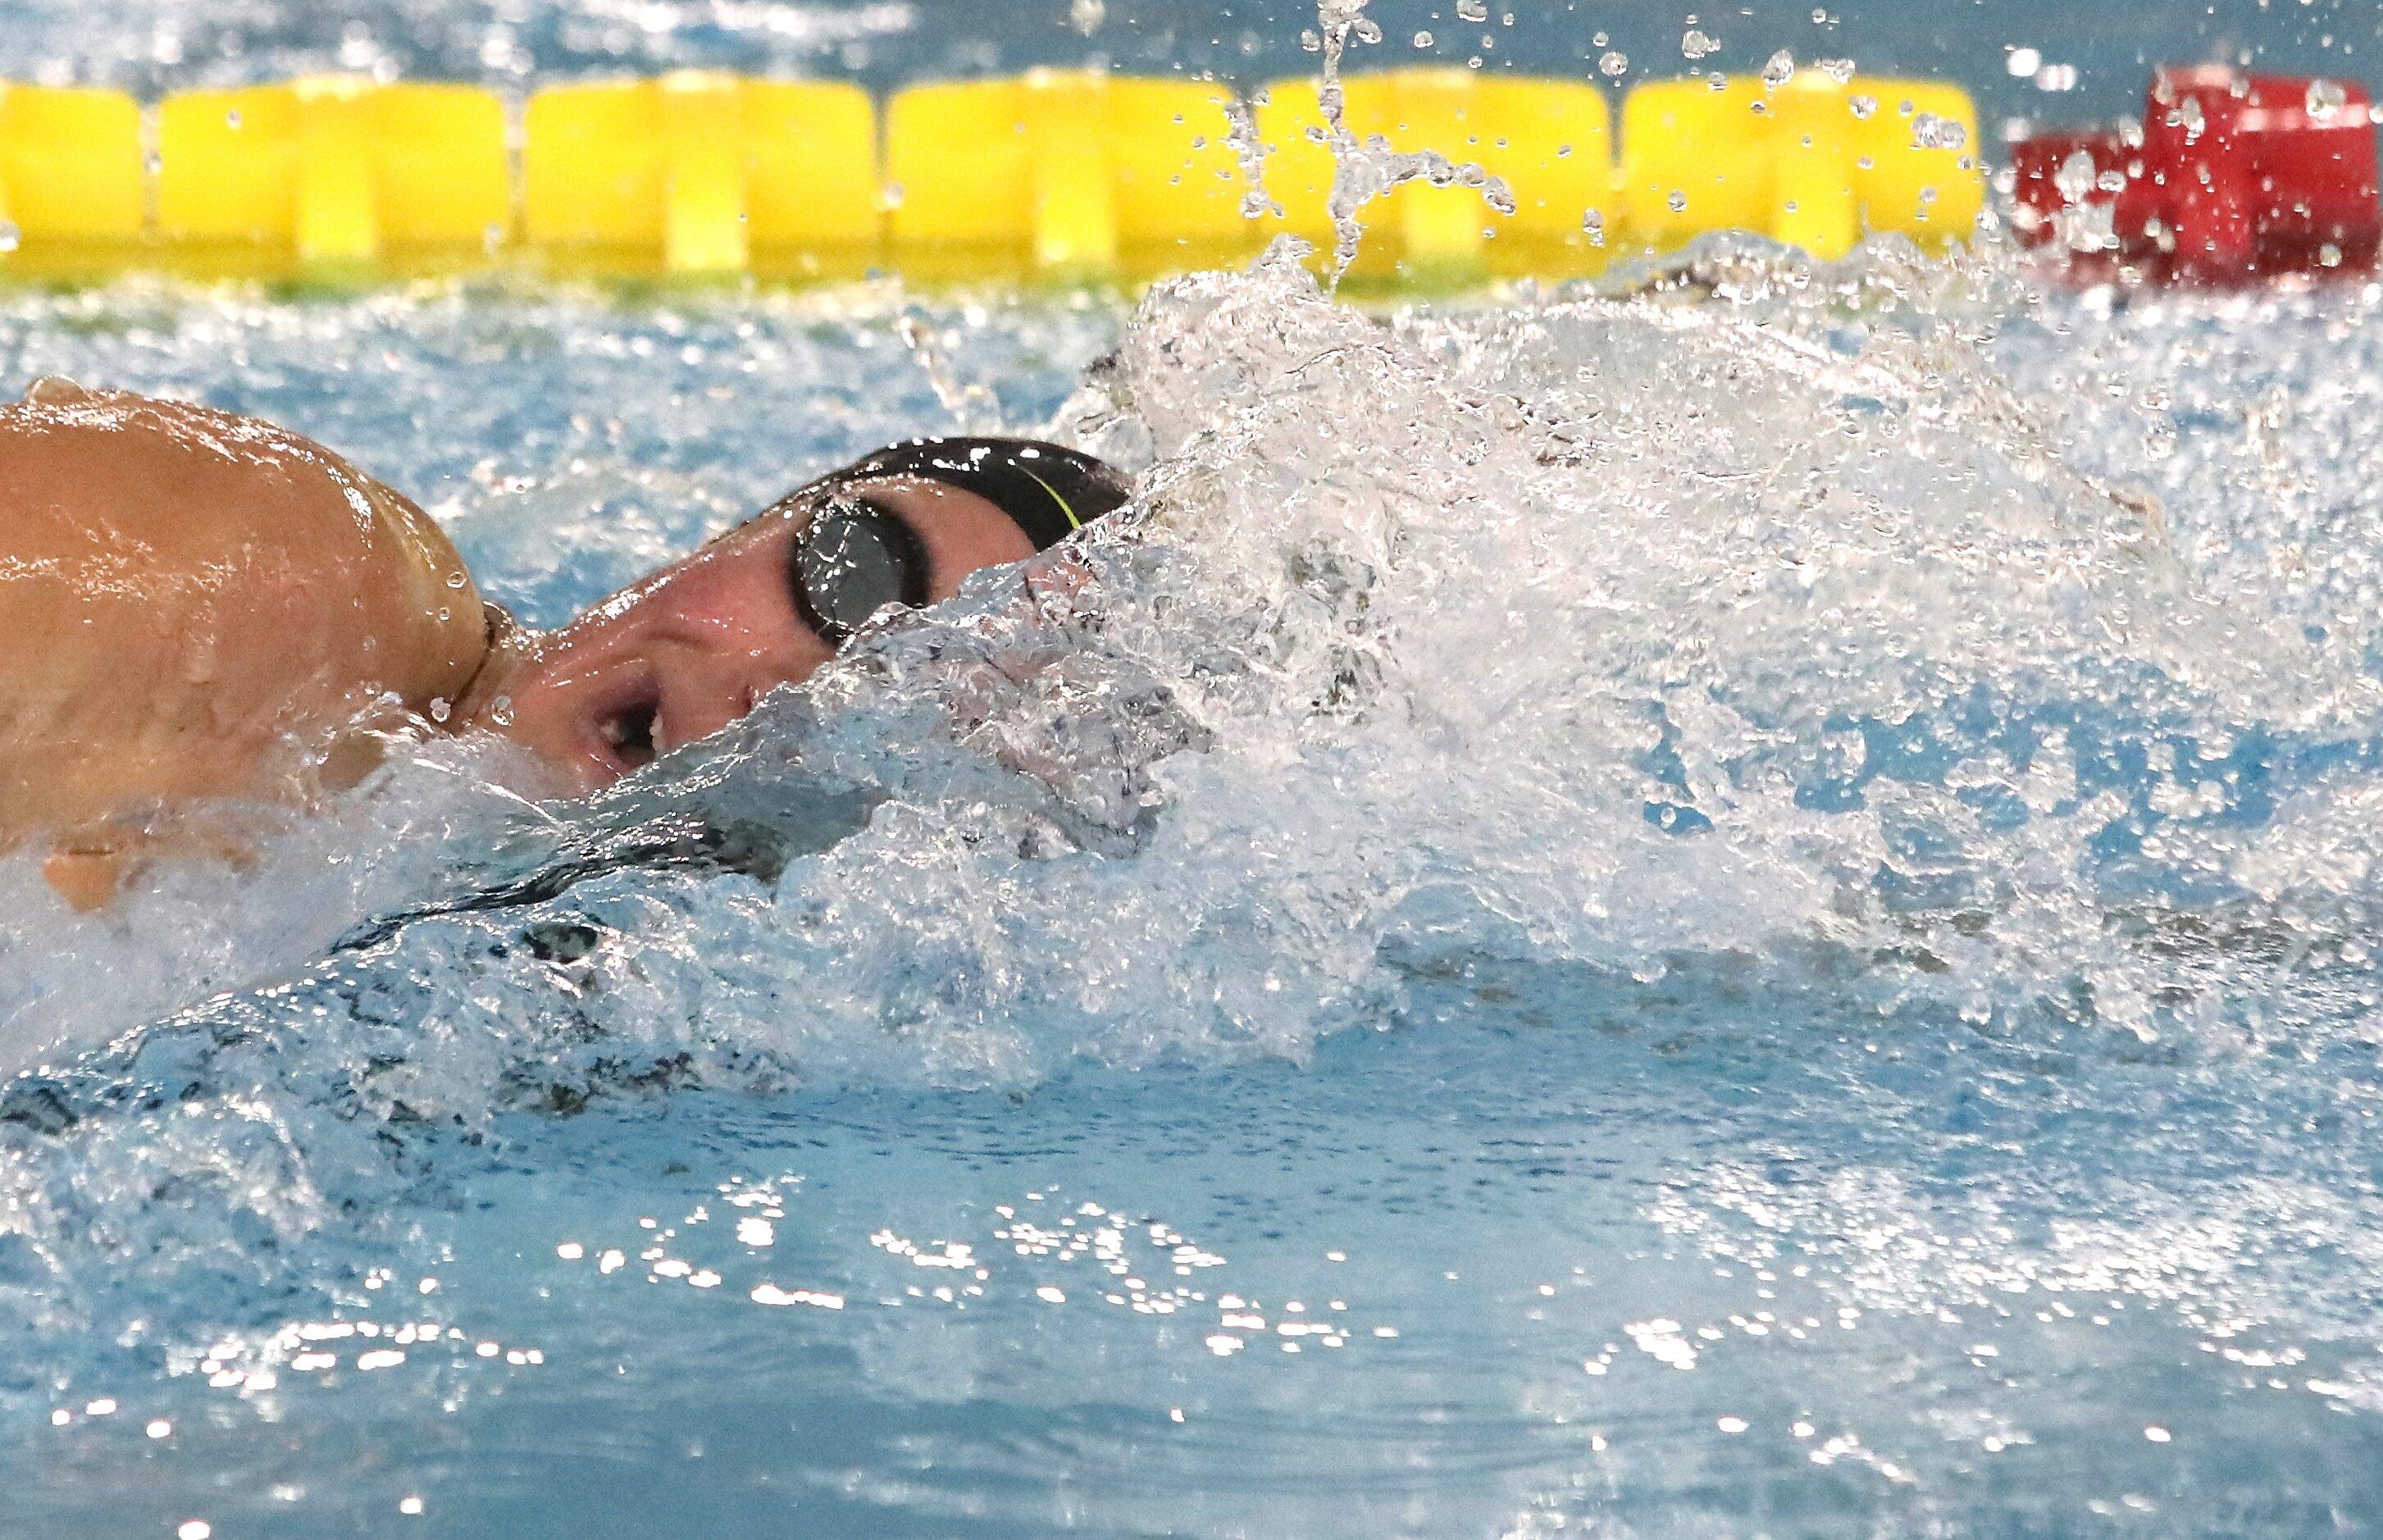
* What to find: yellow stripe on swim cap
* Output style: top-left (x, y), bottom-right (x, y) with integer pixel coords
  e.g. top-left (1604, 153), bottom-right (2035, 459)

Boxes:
top-left (1020, 466), bottom-right (1082, 531)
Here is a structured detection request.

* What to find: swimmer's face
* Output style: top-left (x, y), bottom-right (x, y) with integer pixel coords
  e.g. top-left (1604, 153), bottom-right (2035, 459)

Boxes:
top-left (476, 475), bottom-right (1036, 794)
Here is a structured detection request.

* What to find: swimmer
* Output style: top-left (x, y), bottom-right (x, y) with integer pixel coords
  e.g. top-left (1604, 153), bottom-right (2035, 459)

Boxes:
top-left (0, 379), bottom-right (1129, 907)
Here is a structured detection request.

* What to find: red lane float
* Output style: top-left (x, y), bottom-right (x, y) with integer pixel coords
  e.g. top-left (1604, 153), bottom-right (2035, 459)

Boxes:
top-left (2012, 66), bottom-right (2381, 282)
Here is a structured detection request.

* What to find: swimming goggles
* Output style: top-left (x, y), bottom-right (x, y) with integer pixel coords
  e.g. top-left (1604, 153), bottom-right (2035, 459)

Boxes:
top-left (779, 436), bottom-right (1132, 649)
top-left (787, 495), bottom-right (931, 648)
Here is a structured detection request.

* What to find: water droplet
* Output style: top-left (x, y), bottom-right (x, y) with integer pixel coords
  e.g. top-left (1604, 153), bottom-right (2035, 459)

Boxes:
top-left (487, 695), bottom-right (515, 727)
top-left (1598, 50), bottom-right (1629, 78)
top-left (1681, 28), bottom-right (1719, 60)
top-left (2055, 149), bottom-right (2098, 202)
top-left (428, 698), bottom-right (452, 724)
top-left (1582, 208), bottom-right (1606, 247)
top-left (1668, 190), bottom-right (1688, 213)
top-left (2307, 78), bottom-right (2349, 124)
top-left (1911, 113), bottom-right (1966, 151)
top-left (2171, 97), bottom-right (2207, 140)
top-left (1762, 50), bottom-right (1796, 89)
top-left (225, 111), bottom-right (240, 129)
top-left (1412, 29), bottom-right (1433, 47)
top-left (1456, 0), bottom-right (1488, 18)
top-left (1849, 94), bottom-right (1878, 120)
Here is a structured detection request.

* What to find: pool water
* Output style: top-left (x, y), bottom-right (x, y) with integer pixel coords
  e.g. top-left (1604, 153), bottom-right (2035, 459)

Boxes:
top-left (6, 2), bottom-right (2383, 1537)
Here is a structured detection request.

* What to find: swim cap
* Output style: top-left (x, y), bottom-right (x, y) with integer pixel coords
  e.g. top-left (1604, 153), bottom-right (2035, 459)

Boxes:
top-left (837, 437), bottom-right (1130, 552)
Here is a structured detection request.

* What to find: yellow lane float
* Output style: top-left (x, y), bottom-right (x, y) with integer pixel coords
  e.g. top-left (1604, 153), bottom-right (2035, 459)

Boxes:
top-left (524, 74), bottom-right (877, 276)
top-left (0, 68), bottom-right (1983, 284)
top-left (1251, 71), bottom-right (1615, 277)
top-left (884, 71), bottom-right (1251, 278)
top-left (157, 80), bottom-right (509, 271)
top-left (1619, 71), bottom-right (1981, 259)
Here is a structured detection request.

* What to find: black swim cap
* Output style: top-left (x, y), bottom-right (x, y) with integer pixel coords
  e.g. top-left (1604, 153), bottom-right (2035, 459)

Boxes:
top-left (836, 437), bottom-right (1130, 552)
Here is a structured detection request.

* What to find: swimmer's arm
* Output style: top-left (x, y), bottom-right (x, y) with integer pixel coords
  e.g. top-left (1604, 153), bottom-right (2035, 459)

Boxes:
top-left (0, 384), bottom-right (492, 904)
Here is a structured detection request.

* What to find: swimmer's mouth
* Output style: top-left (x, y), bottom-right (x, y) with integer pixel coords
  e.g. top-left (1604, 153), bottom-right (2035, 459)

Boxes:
top-left (595, 689), bottom-right (661, 775)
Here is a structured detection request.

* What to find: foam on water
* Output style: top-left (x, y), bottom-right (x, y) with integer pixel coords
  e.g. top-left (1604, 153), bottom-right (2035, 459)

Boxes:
top-left (5, 207), bottom-right (2383, 1534)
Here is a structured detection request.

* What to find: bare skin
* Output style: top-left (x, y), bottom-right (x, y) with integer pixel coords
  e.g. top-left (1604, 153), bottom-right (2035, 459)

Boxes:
top-left (0, 383), bottom-right (1041, 904)
top-left (0, 381), bottom-right (490, 902)
top-left (467, 476), bottom-right (1035, 795)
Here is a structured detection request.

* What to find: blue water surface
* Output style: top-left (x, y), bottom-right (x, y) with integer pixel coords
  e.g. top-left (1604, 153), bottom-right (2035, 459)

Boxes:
top-left (1, 2), bottom-right (2382, 1538)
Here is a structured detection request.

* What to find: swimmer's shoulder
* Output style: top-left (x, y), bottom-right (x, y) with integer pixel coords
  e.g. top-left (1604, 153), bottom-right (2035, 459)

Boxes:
top-left (0, 379), bottom-right (486, 695)
top-left (0, 382), bottom-right (490, 871)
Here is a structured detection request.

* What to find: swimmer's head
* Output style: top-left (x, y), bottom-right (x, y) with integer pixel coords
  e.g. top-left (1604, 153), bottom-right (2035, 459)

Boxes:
top-left (472, 437), bottom-right (1129, 793)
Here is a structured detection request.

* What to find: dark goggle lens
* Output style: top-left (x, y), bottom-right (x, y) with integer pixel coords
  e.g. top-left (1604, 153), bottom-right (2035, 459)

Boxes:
top-left (791, 500), bottom-right (927, 646)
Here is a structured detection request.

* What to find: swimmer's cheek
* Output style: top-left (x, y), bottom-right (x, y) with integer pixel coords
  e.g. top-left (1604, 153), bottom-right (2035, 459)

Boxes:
top-left (1021, 549), bottom-right (1100, 609)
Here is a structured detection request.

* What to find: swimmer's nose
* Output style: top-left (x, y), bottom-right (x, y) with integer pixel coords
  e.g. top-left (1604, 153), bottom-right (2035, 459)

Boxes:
top-left (653, 642), bottom-right (826, 749)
